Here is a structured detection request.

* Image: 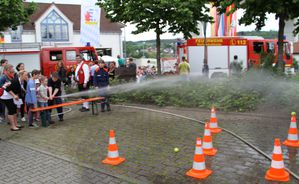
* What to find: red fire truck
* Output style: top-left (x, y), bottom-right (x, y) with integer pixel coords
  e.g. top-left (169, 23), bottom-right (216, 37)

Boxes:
top-left (0, 46), bottom-right (98, 77)
top-left (177, 37), bottom-right (293, 77)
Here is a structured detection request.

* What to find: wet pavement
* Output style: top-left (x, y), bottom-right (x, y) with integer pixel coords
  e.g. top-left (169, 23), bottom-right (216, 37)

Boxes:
top-left (0, 104), bottom-right (298, 184)
top-left (0, 141), bottom-right (127, 184)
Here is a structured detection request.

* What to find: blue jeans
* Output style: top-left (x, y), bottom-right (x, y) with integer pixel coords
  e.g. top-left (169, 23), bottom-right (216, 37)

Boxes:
top-left (27, 103), bottom-right (34, 125)
top-left (38, 102), bottom-right (51, 122)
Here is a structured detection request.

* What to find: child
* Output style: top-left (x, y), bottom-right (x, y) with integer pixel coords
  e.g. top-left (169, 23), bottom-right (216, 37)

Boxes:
top-left (34, 78), bottom-right (40, 122)
top-left (25, 69), bottom-right (40, 128)
top-left (93, 60), bottom-right (110, 112)
top-left (67, 66), bottom-right (76, 89)
top-left (37, 76), bottom-right (52, 126)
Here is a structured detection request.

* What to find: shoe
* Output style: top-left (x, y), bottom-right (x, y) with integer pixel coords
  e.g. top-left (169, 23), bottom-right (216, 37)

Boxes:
top-left (79, 107), bottom-right (86, 112)
top-left (80, 108), bottom-right (89, 112)
top-left (11, 128), bottom-right (20, 131)
top-left (21, 117), bottom-right (26, 122)
top-left (29, 123), bottom-right (39, 128)
top-left (49, 121), bottom-right (55, 124)
top-left (59, 119), bottom-right (64, 122)
top-left (17, 124), bottom-right (24, 128)
top-left (34, 118), bottom-right (40, 122)
top-left (107, 107), bottom-right (111, 112)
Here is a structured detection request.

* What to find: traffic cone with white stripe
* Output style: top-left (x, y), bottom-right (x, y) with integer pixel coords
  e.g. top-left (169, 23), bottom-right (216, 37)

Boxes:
top-left (265, 138), bottom-right (289, 182)
top-left (202, 122), bottom-right (217, 156)
top-left (209, 107), bottom-right (222, 134)
top-left (102, 130), bottom-right (125, 166)
top-left (186, 138), bottom-right (212, 179)
top-left (283, 114), bottom-right (299, 147)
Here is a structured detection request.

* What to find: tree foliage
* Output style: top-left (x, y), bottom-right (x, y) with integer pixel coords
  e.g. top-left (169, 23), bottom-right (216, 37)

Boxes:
top-left (0, 0), bottom-right (36, 31)
top-left (97, 0), bottom-right (212, 74)
top-left (212, 0), bottom-right (299, 68)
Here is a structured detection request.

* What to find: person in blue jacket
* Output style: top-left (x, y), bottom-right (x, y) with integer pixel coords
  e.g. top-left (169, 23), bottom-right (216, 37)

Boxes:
top-left (93, 60), bottom-right (111, 112)
top-left (25, 69), bottom-right (41, 128)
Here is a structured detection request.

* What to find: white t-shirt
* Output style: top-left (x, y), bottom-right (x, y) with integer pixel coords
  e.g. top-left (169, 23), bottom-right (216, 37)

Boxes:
top-left (0, 89), bottom-right (13, 100)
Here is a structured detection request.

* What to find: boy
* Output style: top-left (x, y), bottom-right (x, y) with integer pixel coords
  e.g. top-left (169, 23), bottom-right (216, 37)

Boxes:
top-left (94, 60), bottom-right (111, 112)
top-left (25, 69), bottom-right (40, 128)
top-left (37, 76), bottom-right (52, 126)
top-left (48, 72), bottom-right (63, 121)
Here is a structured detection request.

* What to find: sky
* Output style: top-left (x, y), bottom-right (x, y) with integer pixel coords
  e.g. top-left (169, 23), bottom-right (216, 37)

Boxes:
top-left (27, 0), bottom-right (279, 41)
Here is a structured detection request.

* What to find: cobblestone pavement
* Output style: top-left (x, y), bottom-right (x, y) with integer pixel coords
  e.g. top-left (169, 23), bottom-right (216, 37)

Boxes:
top-left (159, 105), bottom-right (299, 177)
top-left (0, 104), bottom-right (298, 184)
top-left (0, 141), bottom-right (127, 184)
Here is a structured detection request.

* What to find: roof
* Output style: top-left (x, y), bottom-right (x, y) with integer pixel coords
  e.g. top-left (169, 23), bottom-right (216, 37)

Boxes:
top-left (23, 2), bottom-right (124, 33)
top-left (294, 42), bottom-right (299, 54)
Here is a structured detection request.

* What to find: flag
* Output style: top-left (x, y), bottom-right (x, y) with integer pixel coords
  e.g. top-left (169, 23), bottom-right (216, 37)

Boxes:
top-left (210, 5), bottom-right (218, 36)
top-left (80, 0), bottom-right (101, 47)
top-left (217, 14), bottom-right (225, 36)
top-left (230, 7), bottom-right (237, 36)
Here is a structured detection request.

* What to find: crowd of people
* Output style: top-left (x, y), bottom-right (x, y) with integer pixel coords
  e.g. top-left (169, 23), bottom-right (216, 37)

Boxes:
top-left (136, 60), bottom-right (157, 82)
top-left (0, 54), bottom-right (114, 133)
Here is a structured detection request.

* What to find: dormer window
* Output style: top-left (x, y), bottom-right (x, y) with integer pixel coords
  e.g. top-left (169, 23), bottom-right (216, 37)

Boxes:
top-left (41, 10), bottom-right (69, 41)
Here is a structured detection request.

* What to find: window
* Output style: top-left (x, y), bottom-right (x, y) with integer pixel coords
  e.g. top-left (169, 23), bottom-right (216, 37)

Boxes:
top-left (253, 42), bottom-right (264, 54)
top-left (96, 48), bottom-right (112, 57)
top-left (80, 50), bottom-right (97, 61)
top-left (41, 10), bottom-right (69, 41)
top-left (66, 51), bottom-right (76, 60)
top-left (50, 51), bottom-right (63, 61)
top-left (10, 26), bottom-right (23, 42)
top-left (266, 42), bottom-right (275, 53)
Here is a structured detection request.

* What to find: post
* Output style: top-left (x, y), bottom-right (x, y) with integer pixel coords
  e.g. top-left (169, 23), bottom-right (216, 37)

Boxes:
top-left (143, 42), bottom-right (145, 58)
top-left (203, 22), bottom-right (207, 63)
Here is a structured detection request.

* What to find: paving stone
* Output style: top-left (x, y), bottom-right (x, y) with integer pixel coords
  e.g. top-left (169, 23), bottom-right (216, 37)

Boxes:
top-left (0, 142), bottom-right (126, 184)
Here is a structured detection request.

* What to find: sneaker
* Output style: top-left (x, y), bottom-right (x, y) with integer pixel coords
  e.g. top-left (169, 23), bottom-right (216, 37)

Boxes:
top-left (59, 118), bottom-right (64, 122)
top-left (34, 118), bottom-right (40, 122)
top-left (107, 107), bottom-right (111, 112)
top-left (80, 108), bottom-right (89, 112)
top-left (21, 117), bottom-right (26, 122)
top-left (29, 123), bottom-right (39, 128)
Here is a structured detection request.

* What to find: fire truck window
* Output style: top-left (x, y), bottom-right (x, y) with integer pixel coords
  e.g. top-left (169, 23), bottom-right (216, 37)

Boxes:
top-left (284, 42), bottom-right (291, 59)
top-left (253, 42), bottom-right (264, 54)
top-left (66, 51), bottom-right (76, 60)
top-left (266, 42), bottom-right (275, 53)
top-left (50, 51), bottom-right (63, 61)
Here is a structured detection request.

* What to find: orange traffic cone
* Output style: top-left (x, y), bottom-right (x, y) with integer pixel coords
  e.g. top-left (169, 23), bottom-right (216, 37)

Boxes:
top-left (186, 138), bottom-right (212, 179)
top-left (265, 139), bottom-right (289, 182)
top-left (202, 123), bottom-right (217, 156)
top-left (209, 107), bottom-right (222, 134)
top-left (283, 114), bottom-right (299, 147)
top-left (102, 130), bottom-right (125, 166)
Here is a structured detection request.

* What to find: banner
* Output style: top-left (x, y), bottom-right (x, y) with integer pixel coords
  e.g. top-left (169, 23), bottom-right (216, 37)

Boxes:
top-left (80, 0), bottom-right (101, 47)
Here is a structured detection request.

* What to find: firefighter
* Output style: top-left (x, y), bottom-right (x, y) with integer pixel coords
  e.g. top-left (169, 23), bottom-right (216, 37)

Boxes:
top-left (93, 60), bottom-right (110, 112)
top-left (75, 55), bottom-right (90, 112)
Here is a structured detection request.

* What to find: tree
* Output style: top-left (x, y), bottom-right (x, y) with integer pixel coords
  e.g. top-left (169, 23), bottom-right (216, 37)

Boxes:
top-left (213, 0), bottom-right (299, 71)
top-left (97, 0), bottom-right (212, 74)
top-left (0, 0), bottom-right (36, 31)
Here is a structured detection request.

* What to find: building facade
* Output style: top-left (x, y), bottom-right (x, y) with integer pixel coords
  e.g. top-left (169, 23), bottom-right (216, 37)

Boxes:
top-left (1, 2), bottom-right (124, 57)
